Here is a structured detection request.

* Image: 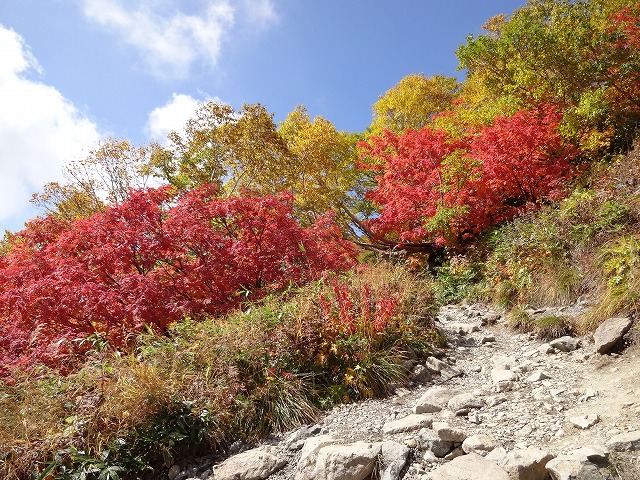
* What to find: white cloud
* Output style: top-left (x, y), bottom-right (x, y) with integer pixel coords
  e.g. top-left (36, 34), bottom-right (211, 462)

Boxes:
top-left (0, 25), bottom-right (101, 230)
top-left (146, 93), bottom-right (202, 143)
top-left (146, 93), bottom-right (230, 145)
top-left (81, 0), bottom-right (236, 79)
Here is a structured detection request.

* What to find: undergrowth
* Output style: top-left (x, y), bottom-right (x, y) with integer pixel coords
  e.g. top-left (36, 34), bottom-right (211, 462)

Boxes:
top-left (0, 262), bottom-right (442, 480)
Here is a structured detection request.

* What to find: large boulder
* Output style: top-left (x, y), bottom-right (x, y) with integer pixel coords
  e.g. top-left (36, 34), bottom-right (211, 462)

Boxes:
top-left (383, 414), bottom-right (433, 435)
top-left (593, 316), bottom-right (634, 354)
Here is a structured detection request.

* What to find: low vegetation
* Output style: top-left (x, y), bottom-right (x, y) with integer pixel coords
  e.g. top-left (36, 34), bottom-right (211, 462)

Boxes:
top-left (0, 263), bottom-right (442, 479)
top-left (1, 0), bottom-right (640, 477)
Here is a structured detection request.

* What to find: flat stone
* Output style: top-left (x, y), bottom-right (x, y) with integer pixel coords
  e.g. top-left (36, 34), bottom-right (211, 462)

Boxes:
top-left (496, 448), bottom-right (554, 480)
top-left (564, 446), bottom-right (608, 463)
top-left (429, 452), bottom-right (510, 480)
top-left (549, 336), bottom-right (579, 352)
top-left (606, 430), bottom-right (640, 451)
top-left (383, 414), bottom-right (433, 435)
top-left (569, 414), bottom-right (600, 430)
top-left (462, 434), bottom-right (497, 456)
top-left (433, 421), bottom-right (467, 442)
top-left (414, 387), bottom-right (461, 414)
top-left (448, 393), bottom-right (484, 412)
top-left (593, 316), bottom-right (634, 354)
top-left (214, 447), bottom-right (286, 480)
top-left (491, 368), bottom-right (518, 383)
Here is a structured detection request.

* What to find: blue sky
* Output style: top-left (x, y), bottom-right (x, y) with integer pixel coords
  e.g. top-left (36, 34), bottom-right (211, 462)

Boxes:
top-left (0, 0), bottom-right (526, 233)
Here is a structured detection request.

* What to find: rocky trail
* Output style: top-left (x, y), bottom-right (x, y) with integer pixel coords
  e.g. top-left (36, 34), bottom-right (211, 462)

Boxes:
top-left (167, 304), bottom-right (640, 480)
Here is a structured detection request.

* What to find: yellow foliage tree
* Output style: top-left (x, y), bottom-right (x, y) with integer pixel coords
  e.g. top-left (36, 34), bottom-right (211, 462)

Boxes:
top-left (370, 74), bottom-right (460, 135)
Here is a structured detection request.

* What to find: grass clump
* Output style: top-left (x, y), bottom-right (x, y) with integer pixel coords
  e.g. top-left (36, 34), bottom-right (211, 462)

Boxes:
top-left (533, 315), bottom-right (572, 340)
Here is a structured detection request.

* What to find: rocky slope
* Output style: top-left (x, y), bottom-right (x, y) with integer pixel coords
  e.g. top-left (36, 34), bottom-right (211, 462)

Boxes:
top-left (167, 303), bottom-right (640, 480)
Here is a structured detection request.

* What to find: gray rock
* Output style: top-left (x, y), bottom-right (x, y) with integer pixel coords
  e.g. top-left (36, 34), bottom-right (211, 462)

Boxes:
top-left (461, 434), bottom-right (497, 456)
top-left (383, 414), bottom-right (433, 435)
top-left (444, 447), bottom-right (465, 461)
top-left (448, 393), bottom-right (483, 412)
top-left (606, 430), bottom-right (640, 451)
top-left (428, 452), bottom-right (510, 480)
top-left (545, 457), bottom-right (604, 480)
top-left (214, 447), bottom-right (286, 480)
top-left (285, 425), bottom-right (322, 450)
top-left (494, 381), bottom-right (515, 393)
top-left (432, 421), bottom-right (467, 442)
top-left (168, 465), bottom-right (181, 480)
top-left (549, 336), bottom-right (579, 352)
top-left (414, 387), bottom-right (461, 414)
top-left (425, 356), bottom-right (449, 374)
top-left (593, 316), bottom-right (634, 354)
top-left (496, 448), bottom-right (554, 480)
top-left (481, 335), bottom-right (496, 343)
top-left (569, 414), bottom-right (600, 430)
top-left (418, 428), bottom-right (454, 457)
top-left (411, 364), bottom-right (433, 383)
top-left (295, 442), bottom-right (381, 480)
top-left (380, 441), bottom-right (410, 480)
top-left (423, 450), bottom-right (438, 463)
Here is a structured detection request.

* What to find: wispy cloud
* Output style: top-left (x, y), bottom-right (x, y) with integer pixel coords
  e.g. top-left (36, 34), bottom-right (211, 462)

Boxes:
top-left (0, 25), bottom-right (101, 230)
top-left (81, 0), bottom-right (278, 79)
top-left (241, 0), bottom-right (279, 31)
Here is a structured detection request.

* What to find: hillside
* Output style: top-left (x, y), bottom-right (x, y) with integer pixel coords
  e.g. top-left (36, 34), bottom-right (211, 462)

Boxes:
top-left (1, 0), bottom-right (640, 478)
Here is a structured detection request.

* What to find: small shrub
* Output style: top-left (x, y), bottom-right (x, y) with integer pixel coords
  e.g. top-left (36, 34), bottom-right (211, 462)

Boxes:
top-left (433, 256), bottom-right (482, 305)
top-left (506, 308), bottom-right (534, 333)
top-left (533, 315), bottom-right (572, 340)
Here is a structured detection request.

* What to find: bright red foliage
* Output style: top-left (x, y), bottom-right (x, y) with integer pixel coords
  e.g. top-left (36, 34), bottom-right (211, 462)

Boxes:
top-left (359, 107), bottom-right (579, 248)
top-left (359, 128), bottom-right (469, 243)
top-left (0, 186), bottom-right (356, 377)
